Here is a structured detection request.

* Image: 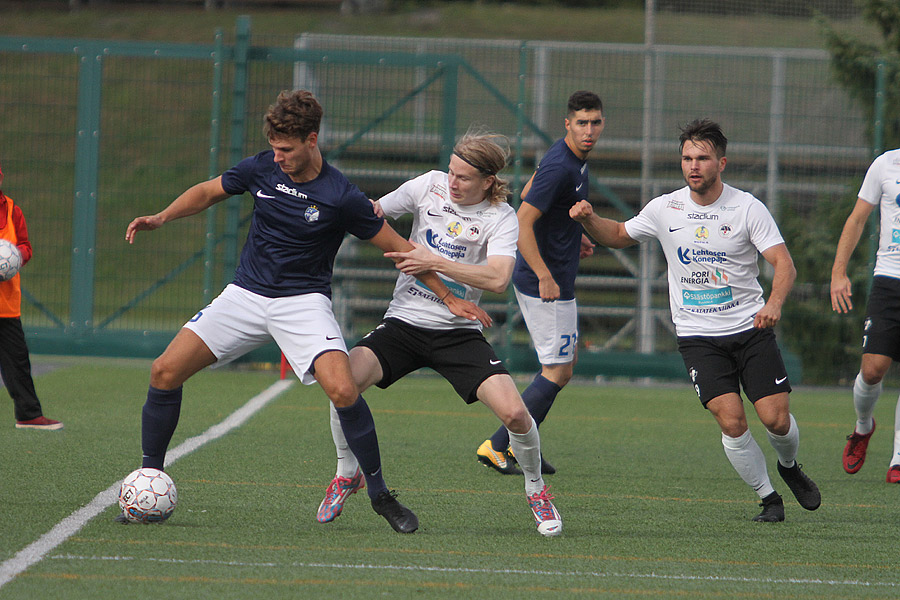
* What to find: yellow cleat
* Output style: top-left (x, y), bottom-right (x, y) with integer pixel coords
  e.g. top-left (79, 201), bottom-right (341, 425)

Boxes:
top-left (476, 439), bottom-right (522, 475)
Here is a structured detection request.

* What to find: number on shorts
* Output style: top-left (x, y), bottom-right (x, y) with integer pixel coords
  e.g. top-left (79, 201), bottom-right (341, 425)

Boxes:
top-left (558, 333), bottom-right (577, 358)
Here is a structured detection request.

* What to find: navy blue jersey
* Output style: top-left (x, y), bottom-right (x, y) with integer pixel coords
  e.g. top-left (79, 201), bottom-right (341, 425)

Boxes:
top-left (512, 137), bottom-right (588, 300)
top-left (221, 150), bottom-right (384, 298)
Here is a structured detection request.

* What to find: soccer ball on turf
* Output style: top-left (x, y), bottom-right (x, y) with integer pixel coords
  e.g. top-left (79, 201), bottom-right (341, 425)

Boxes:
top-left (0, 239), bottom-right (22, 282)
top-left (118, 468), bottom-right (178, 523)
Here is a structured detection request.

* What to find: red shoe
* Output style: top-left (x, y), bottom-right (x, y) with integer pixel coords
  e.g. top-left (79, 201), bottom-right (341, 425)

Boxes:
top-left (887, 465), bottom-right (900, 484)
top-left (842, 420), bottom-right (875, 474)
top-left (15, 416), bottom-right (64, 430)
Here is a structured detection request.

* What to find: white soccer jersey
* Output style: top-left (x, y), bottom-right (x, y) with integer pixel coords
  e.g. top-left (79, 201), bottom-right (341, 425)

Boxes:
top-left (380, 170), bottom-right (518, 330)
top-left (858, 148), bottom-right (900, 279)
top-left (624, 184), bottom-right (785, 337)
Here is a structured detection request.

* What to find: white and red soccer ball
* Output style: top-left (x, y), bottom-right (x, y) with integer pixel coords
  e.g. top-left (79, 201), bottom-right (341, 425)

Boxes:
top-left (0, 239), bottom-right (22, 282)
top-left (118, 468), bottom-right (178, 523)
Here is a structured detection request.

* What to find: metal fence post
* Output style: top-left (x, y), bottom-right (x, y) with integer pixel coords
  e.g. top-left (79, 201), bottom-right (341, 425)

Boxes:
top-left (866, 58), bottom-right (888, 285)
top-left (438, 61), bottom-right (458, 168)
top-left (70, 44), bottom-right (104, 334)
top-left (204, 28), bottom-right (225, 304)
top-left (223, 15), bottom-right (251, 285)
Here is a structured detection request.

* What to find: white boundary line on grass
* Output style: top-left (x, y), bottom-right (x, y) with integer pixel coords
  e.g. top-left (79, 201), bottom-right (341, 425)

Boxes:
top-left (0, 378), bottom-right (295, 590)
top-left (45, 554), bottom-right (900, 590)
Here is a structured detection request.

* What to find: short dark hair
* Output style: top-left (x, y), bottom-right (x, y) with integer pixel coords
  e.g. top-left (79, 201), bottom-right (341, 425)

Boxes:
top-left (567, 90), bottom-right (603, 116)
top-left (679, 119), bottom-right (727, 157)
top-left (264, 89), bottom-right (323, 141)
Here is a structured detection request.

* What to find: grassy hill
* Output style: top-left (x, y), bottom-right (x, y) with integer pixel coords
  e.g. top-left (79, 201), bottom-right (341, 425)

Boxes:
top-left (0, 1), bottom-right (876, 48)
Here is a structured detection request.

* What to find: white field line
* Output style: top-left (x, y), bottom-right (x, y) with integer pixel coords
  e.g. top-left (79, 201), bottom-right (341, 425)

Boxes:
top-left (45, 553), bottom-right (900, 590)
top-left (0, 378), bottom-right (295, 589)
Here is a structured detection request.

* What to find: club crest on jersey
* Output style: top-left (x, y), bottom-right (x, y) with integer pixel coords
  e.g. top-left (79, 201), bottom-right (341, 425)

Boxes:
top-left (447, 221), bottom-right (463, 238)
top-left (465, 224), bottom-right (481, 241)
top-left (718, 223), bottom-right (733, 238)
top-left (304, 204), bottom-right (320, 223)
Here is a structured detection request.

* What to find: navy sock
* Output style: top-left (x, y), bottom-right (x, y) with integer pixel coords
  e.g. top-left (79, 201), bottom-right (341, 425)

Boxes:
top-left (335, 396), bottom-right (388, 499)
top-left (489, 373), bottom-right (562, 450)
top-left (141, 385), bottom-right (182, 470)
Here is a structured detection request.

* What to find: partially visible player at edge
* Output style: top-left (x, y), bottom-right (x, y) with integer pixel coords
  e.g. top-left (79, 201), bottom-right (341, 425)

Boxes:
top-left (316, 131), bottom-right (561, 536)
top-left (476, 90), bottom-right (603, 476)
top-left (570, 119), bottom-right (820, 522)
top-left (120, 90), bottom-right (489, 533)
top-left (831, 146), bottom-right (900, 483)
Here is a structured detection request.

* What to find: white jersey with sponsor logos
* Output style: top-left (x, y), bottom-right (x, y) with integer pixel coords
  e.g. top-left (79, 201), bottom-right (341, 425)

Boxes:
top-left (623, 184), bottom-right (785, 337)
top-left (380, 170), bottom-right (518, 330)
top-left (859, 148), bottom-right (900, 279)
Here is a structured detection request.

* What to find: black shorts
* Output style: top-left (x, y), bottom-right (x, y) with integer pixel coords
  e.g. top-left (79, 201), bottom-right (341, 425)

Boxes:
top-left (354, 318), bottom-right (509, 404)
top-left (862, 275), bottom-right (900, 361)
top-left (677, 327), bottom-right (791, 407)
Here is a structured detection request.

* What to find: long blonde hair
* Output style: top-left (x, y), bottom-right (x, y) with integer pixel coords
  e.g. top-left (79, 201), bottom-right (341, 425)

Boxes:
top-left (452, 130), bottom-right (511, 205)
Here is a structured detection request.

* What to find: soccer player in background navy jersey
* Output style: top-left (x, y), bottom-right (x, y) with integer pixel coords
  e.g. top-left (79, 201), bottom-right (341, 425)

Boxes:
top-left (477, 91), bottom-right (604, 475)
top-left (122, 90), bottom-right (488, 533)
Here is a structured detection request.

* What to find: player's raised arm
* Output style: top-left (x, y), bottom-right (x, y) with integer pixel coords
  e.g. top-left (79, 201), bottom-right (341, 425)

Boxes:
top-left (125, 177), bottom-right (230, 244)
top-left (385, 242), bottom-right (514, 295)
top-left (569, 199), bottom-right (636, 249)
top-left (367, 221), bottom-right (492, 327)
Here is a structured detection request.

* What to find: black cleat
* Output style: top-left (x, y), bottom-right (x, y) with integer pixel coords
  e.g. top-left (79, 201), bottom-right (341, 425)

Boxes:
top-left (777, 462), bottom-right (821, 511)
top-left (752, 492), bottom-right (785, 522)
top-left (539, 454), bottom-right (556, 475)
top-left (371, 490), bottom-right (419, 533)
top-left (113, 512), bottom-right (130, 524)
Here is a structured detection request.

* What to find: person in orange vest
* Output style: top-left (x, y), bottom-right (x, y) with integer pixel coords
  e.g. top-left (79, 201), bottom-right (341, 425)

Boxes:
top-left (0, 160), bottom-right (62, 430)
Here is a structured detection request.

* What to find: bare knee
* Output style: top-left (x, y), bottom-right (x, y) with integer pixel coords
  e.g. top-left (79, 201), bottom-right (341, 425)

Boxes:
top-left (499, 404), bottom-right (532, 434)
top-left (762, 411), bottom-right (791, 436)
top-left (718, 418), bottom-right (748, 439)
top-left (860, 365), bottom-right (887, 386)
top-left (542, 362), bottom-right (574, 388)
top-left (150, 355), bottom-right (182, 390)
top-left (323, 380), bottom-right (359, 408)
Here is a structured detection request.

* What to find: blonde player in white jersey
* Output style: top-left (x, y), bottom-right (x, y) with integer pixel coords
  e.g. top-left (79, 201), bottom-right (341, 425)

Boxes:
top-left (570, 119), bottom-right (820, 523)
top-left (832, 147), bottom-right (900, 483)
top-left (316, 131), bottom-right (562, 536)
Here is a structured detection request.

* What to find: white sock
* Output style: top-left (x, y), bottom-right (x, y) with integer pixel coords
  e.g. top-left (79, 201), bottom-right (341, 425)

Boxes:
top-left (722, 430), bottom-right (775, 499)
top-left (767, 413), bottom-right (799, 469)
top-left (853, 372), bottom-right (881, 435)
top-left (329, 403), bottom-right (359, 478)
top-left (892, 396), bottom-right (900, 467)
top-left (508, 417), bottom-right (544, 496)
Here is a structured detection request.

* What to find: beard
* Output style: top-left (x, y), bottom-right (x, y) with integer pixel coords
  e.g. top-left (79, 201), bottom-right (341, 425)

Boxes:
top-left (685, 173), bottom-right (716, 195)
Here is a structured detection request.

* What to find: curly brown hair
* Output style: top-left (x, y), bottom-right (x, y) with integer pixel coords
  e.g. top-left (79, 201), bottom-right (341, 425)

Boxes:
top-left (263, 90), bottom-right (323, 141)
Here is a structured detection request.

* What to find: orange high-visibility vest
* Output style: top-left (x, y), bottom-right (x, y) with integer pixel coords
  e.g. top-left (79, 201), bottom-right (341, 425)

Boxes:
top-left (0, 194), bottom-right (22, 317)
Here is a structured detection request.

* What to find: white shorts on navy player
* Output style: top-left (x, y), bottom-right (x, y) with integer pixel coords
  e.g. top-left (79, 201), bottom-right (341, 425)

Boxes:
top-left (677, 327), bottom-right (791, 406)
top-left (514, 287), bottom-right (578, 365)
top-left (356, 317), bottom-right (509, 404)
top-left (183, 283), bottom-right (347, 385)
top-left (861, 275), bottom-right (900, 361)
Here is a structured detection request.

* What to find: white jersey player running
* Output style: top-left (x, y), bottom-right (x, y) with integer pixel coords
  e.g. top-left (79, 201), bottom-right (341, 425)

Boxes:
top-left (624, 183), bottom-right (785, 337)
top-left (832, 148), bottom-right (900, 483)
top-left (571, 118), bottom-right (820, 523)
top-left (317, 132), bottom-right (562, 536)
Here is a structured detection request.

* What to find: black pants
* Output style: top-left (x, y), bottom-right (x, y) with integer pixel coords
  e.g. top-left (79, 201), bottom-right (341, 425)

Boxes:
top-left (0, 317), bottom-right (43, 421)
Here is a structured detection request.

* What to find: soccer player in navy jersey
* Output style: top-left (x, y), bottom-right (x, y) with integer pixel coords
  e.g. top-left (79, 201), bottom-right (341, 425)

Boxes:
top-left (477, 91), bottom-right (603, 476)
top-left (121, 90), bottom-right (488, 533)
